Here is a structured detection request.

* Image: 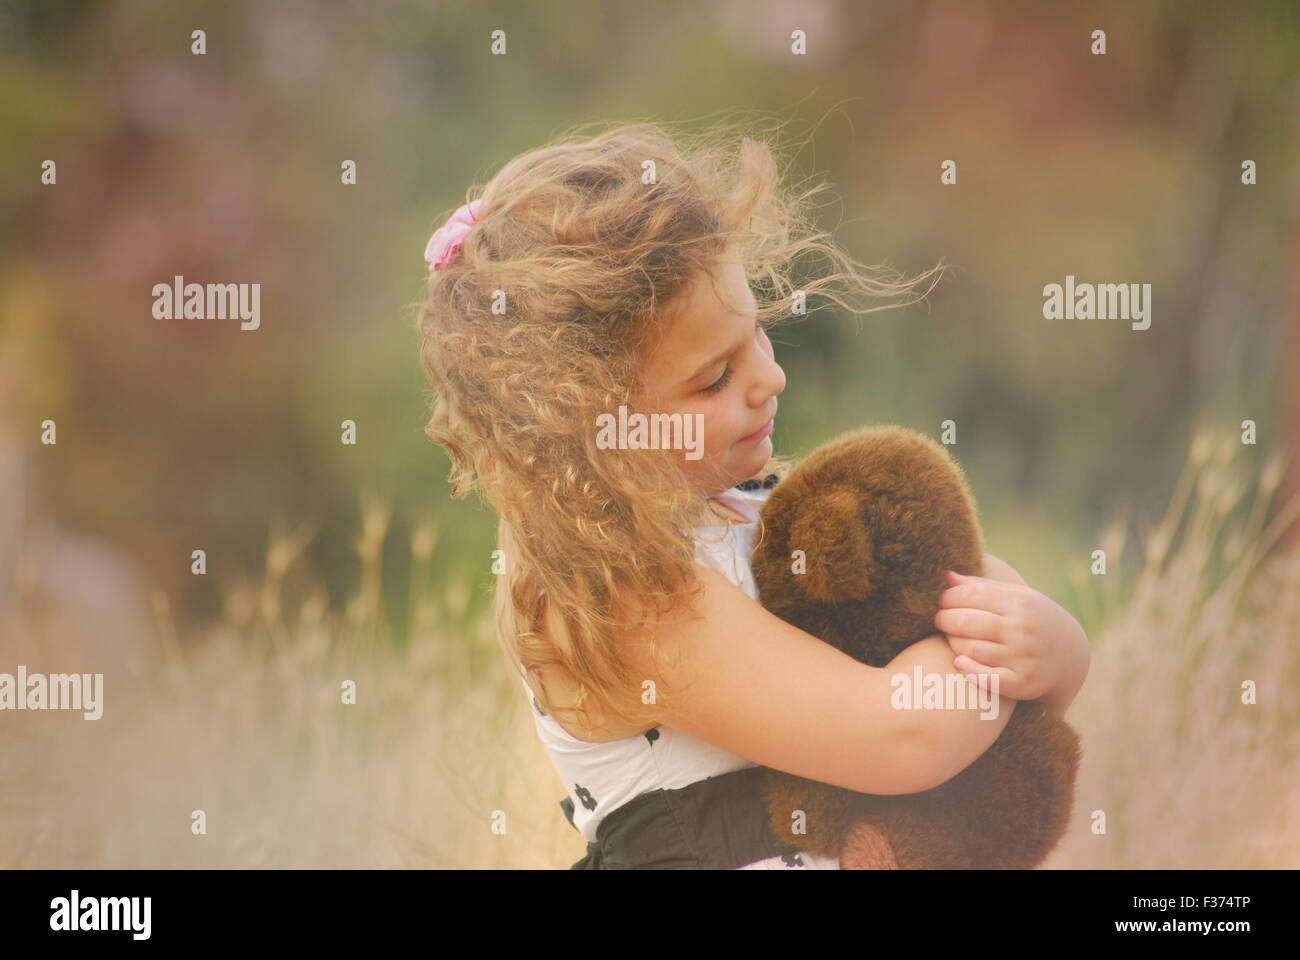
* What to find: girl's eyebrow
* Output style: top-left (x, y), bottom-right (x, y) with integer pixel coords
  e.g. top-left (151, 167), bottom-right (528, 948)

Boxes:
top-left (682, 312), bottom-right (758, 385)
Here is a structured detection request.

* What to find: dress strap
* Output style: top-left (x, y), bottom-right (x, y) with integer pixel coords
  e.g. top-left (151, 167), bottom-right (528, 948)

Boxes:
top-left (709, 473), bottom-right (779, 525)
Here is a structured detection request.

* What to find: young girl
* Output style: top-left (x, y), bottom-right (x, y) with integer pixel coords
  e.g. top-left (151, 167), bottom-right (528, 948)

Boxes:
top-left (417, 120), bottom-right (1090, 869)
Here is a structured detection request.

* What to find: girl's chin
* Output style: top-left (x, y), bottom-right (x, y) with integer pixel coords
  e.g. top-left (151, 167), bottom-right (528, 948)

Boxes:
top-left (746, 434), bottom-right (772, 459)
top-left (731, 439), bottom-right (772, 483)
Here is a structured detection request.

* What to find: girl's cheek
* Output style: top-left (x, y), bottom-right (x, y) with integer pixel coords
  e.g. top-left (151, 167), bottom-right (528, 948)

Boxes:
top-left (707, 413), bottom-right (728, 450)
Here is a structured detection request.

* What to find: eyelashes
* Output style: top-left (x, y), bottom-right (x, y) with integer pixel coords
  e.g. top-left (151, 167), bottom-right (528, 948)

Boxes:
top-left (702, 319), bottom-right (763, 396)
top-left (702, 367), bottom-right (731, 395)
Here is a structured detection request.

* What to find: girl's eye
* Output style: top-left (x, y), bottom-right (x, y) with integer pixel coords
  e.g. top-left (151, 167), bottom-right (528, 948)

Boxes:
top-left (700, 321), bottom-right (759, 396)
top-left (703, 367), bottom-right (731, 395)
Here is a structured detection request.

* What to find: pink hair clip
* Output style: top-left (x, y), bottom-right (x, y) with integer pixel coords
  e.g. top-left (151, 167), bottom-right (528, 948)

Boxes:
top-left (424, 199), bottom-right (482, 273)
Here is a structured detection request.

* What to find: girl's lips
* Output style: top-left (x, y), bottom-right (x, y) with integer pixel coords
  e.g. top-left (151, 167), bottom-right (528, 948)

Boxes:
top-left (739, 417), bottom-right (774, 443)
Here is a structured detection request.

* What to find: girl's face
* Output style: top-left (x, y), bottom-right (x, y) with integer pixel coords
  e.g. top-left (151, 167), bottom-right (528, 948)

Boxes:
top-left (634, 255), bottom-right (786, 498)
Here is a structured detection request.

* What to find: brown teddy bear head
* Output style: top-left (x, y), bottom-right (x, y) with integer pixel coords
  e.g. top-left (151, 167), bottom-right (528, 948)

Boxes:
top-left (750, 425), bottom-right (985, 667)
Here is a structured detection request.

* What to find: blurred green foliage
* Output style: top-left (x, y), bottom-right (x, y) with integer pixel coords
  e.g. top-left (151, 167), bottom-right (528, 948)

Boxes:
top-left (1, 0), bottom-right (1296, 641)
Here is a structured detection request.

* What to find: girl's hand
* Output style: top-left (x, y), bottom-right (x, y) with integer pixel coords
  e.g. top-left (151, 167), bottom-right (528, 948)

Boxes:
top-left (933, 562), bottom-right (1090, 716)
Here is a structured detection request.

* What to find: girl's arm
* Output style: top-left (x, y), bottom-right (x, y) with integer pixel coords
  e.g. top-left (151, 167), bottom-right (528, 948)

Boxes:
top-left (879, 632), bottom-right (1018, 789)
top-left (617, 565), bottom-right (1014, 796)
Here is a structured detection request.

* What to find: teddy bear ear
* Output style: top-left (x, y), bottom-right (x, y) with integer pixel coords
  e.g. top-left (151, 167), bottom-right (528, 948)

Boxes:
top-left (786, 486), bottom-right (875, 605)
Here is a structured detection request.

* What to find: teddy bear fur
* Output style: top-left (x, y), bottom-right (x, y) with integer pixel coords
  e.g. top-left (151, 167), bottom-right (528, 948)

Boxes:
top-left (749, 424), bottom-right (1082, 869)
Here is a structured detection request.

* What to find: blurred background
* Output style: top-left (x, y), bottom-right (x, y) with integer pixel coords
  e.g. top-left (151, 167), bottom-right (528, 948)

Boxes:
top-left (1, 0), bottom-right (1297, 868)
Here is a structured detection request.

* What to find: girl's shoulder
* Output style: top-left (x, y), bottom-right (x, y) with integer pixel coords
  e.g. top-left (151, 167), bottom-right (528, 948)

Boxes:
top-left (528, 601), bottom-right (661, 742)
top-left (530, 659), bottom-right (656, 743)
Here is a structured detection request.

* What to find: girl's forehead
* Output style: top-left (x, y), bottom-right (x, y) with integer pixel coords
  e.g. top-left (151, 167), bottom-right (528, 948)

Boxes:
top-left (635, 254), bottom-right (753, 379)
top-left (664, 261), bottom-right (749, 342)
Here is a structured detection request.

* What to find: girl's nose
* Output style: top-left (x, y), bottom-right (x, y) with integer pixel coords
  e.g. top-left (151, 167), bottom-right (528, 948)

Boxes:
top-left (759, 340), bottom-right (785, 395)
top-left (754, 326), bottom-right (784, 397)
top-left (749, 357), bottom-right (785, 407)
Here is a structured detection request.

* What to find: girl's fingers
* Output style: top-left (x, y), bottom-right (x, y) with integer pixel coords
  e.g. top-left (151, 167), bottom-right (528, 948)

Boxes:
top-left (939, 572), bottom-right (1015, 616)
top-left (946, 636), bottom-right (1007, 667)
top-left (952, 658), bottom-right (1016, 695)
top-left (934, 608), bottom-right (1003, 642)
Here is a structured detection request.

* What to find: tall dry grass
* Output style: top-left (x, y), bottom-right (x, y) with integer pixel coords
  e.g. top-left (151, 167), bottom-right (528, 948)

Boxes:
top-left (0, 492), bottom-right (585, 868)
top-left (2, 433), bottom-right (1296, 868)
top-left (1050, 431), bottom-right (1300, 867)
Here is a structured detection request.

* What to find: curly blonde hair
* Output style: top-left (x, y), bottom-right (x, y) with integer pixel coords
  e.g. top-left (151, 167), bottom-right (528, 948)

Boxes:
top-left (415, 117), bottom-right (947, 734)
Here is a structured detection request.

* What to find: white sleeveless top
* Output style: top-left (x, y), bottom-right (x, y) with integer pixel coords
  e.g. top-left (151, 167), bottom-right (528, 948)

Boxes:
top-left (517, 484), bottom-right (841, 869)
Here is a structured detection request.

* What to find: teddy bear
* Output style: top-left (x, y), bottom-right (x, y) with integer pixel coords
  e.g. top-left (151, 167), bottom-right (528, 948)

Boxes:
top-left (749, 424), bottom-right (1082, 869)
